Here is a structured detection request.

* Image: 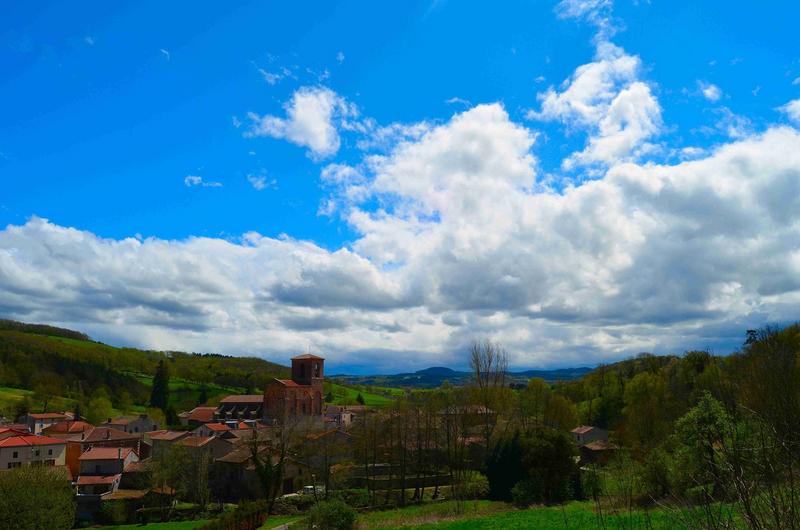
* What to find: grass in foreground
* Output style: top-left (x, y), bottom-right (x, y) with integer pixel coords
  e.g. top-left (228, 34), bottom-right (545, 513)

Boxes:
top-left (95, 519), bottom-right (209, 530)
top-left (352, 500), bottom-right (698, 530)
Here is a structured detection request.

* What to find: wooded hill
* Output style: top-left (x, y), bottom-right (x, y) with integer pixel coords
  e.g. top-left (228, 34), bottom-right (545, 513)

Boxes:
top-left (0, 319), bottom-right (288, 418)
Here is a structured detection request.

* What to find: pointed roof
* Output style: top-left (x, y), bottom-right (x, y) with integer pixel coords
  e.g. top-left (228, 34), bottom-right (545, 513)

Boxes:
top-left (291, 353), bottom-right (324, 360)
top-left (77, 427), bottom-right (140, 443)
top-left (79, 447), bottom-right (134, 460)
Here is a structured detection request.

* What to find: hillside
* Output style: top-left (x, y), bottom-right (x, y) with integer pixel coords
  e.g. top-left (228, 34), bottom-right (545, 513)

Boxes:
top-left (0, 320), bottom-right (289, 419)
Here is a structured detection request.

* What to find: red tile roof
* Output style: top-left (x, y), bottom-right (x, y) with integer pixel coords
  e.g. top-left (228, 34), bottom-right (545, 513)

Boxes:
top-left (203, 423), bottom-right (231, 432)
top-left (1, 424), bottom-right (30, 433)
top-left (27, 413), bottom-right (70, 420)
top-left (274, 379), bottom-right (301, 387)
top-left (76, 474), bottom-right (120, 485)
top-left (571, 425), bottom-right (597, 435)
top-left (147, 430), bottom-right (190, 441)
top-left (0, 427), bottom-right (32, 438)
top-left (219, 395), bottom-right (263, 404)
top-left (43, 421), bottom-right (93, 435)
top-left (291, 353), bottom-right (324, 360)
top-left (178, 436), bottom-right (213, 448)
top-left (0, 434), bottom-right (66, 447)
top-left (584, 440), bottom-right (618, 451)
top-left (184, 406), bottom-right (217, 422)
top-left (77, 427), bottom-right (140, 443)
top-left (79, 447), bottom-right (134, 461)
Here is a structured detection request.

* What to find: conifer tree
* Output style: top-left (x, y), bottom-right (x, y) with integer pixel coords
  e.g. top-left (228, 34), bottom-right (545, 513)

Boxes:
top-left (150, 359), bottom-right (170, 411)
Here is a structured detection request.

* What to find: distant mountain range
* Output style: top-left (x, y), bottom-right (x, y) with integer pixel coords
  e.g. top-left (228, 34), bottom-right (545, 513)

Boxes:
top-left (332, 365), bottom-right (593, 388)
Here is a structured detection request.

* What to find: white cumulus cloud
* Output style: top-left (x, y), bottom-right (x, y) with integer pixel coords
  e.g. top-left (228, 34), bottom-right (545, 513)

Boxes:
top-left (246, 87), bottom-right (357, 160)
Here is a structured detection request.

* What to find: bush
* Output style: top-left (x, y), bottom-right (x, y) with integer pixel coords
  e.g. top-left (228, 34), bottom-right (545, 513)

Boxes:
top-left (456, 471), bottom-right (490, 500)
top-left (328, 488), bottom-right (371, 508)
top-left (306, 499), bottom-right (357, 530)
top-left (642, 448), bottom-right (673, 499)
top-left (511, 477), bottom-right (542, 507)
top-left (0, 466), bottom-right (75, 530)
top-left (198, 500), bottom-right (267, 530)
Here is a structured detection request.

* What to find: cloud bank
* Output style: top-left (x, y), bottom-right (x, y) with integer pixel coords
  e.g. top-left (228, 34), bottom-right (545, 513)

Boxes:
top-left (3, 105), bottom-right (800, 370)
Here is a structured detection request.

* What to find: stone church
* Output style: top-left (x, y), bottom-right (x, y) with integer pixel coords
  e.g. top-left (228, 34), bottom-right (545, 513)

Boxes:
top-left (216, 354), bottom-right (325, 425)
top-left (265, 354), bottom-right (325, 422)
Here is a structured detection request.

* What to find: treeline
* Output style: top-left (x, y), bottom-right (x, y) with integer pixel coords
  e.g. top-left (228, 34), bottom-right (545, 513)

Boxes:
top-left (0, 319), bottom-right (90, 341)
top-left (342, 327), bottom-right (800, 529)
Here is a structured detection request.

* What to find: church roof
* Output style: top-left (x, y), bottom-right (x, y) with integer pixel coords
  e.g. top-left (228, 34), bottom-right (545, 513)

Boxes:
top-left (274, 379), bottom-right (302, 387)
top-left (291, 353), bottom-right (324, 360)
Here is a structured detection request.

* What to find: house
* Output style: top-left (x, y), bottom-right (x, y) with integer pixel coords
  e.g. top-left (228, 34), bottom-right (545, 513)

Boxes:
top-left (178, 406), bottom-right (217, 427)
top-left (571, 426), bottom-right (608, 446)
top-left (194, 422), bottom-right (232, 438)
top-left (42, 420), bottom-right (93, 439)
top-left (76, 447), bottom-right (138, 496)
top-left (303, 429), bottom-right (354, 480)
top-left (324, 405), bottom-right (355, 428)
top-left (145, 430), bottom-right (192, 458)
top-left (579, 440), bottom-right (618, 465)
top-left (18, 412), bottom-right (72, 434)
top-left (65, 427), bottom-right (142, 477)
top-left (177, 435), bottom-right (234, 460)
top-left (212, 444), bottom-right (310, 501)
top-left (216, 395), bottom-right (264, 422)
top-left (264, 354), bottom-right (325, 422)
top-left (100, 414), bottom-right (160, 434)
top-left (0, 427), bottom-right (31, 440)
top-left (0, 432), bottom-right (66, 470)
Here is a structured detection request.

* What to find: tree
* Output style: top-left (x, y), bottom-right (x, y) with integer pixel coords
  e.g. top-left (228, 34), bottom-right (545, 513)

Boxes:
top-left (517, 378), bottom-right (550, 429)
top-left (513, 427), bottom-right (579, 505)
top-left (197, 383), bottom-right (209, 406)
top-left (116, 390), bottom-right (133, 414)
top-left (543, 394), bottom-right (578, 431)
top-left (469, 339), bottom-right (508, 453)
top-left (325, 391), bottom-right (334, 403)
top-left (0, 466), bottom-right (75, 530)
top-left (486, 431), bottom-right (526, 501)
top-left (150, 359), bottom-right (170, 411)
top-left (306, 499), bottom-right (356, 530)
top-left (86, 395), bottom-right (113, 425)
top-left (355, 393), bottom-right (365, 406)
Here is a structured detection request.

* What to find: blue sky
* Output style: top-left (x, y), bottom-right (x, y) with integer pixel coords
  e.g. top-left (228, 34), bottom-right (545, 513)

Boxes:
top-left (2, 1), bottom-right (800, 373)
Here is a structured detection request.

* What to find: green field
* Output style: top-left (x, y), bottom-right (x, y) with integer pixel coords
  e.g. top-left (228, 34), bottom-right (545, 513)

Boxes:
top-left (0, 385), bottom-right (79, 415)
top-left (351, 500), bottom-right (695, 530)
top-left (326, 381), bottom-right (405, 407)
top-left (129, 372), bottom-right (243, 410)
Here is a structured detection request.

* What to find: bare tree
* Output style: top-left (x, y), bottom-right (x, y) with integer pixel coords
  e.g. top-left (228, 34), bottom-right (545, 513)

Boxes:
top-left (469, 339), bottom-right (508, 454)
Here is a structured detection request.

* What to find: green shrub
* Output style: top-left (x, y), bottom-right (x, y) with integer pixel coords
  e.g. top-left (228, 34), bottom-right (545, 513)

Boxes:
top-left (511, 478), bottom-right (541, 507)
top-left (306, 499), bottom-right (357, 530)
top-left (329, 488), bottom-right (371, 508)
top-left (457, 471), bottom-right (490, 500)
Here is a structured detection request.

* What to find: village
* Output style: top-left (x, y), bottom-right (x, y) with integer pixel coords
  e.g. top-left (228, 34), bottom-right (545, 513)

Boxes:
top-left (0, 351), bottom-right (613, 526)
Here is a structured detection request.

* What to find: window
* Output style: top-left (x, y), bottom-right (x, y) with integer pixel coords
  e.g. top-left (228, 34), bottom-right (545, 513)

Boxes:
top-left (48, 449), bottom-right (53, 456)
top-left (34, 450), bottom-right (40, 457)
top-left (95, 464), bottom-right (101, 473)
top-left (300, 363), bottom-right (306, 378)
top-left (314, 363), bottom-right (320, 377)
top-left (7, 462), bottom-right (21, 469)
top-left (12, 451), bottom-right (18, 459)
